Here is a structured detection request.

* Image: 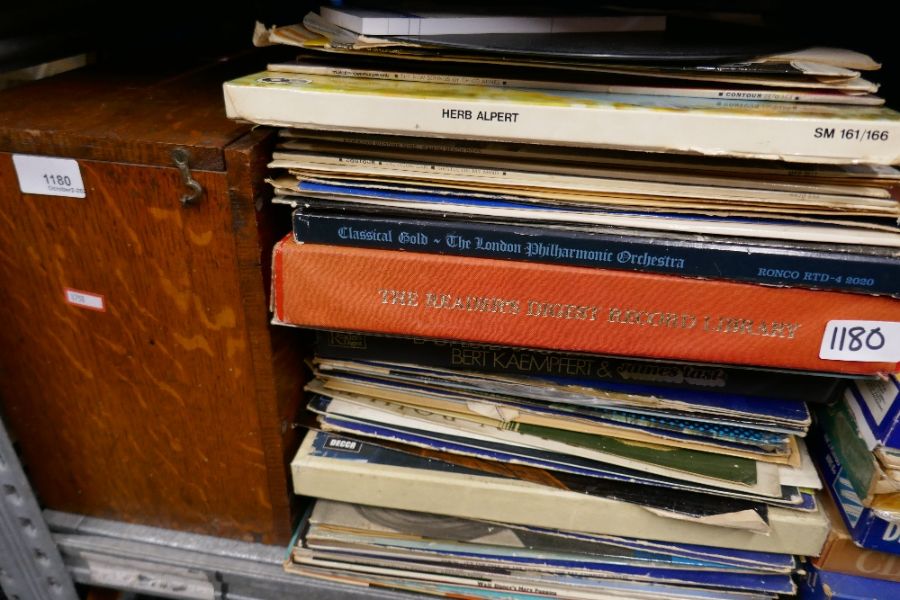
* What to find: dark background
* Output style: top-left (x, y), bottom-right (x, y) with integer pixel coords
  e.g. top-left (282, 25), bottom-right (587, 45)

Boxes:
top-left (1, 1), bottom-right (897, 104)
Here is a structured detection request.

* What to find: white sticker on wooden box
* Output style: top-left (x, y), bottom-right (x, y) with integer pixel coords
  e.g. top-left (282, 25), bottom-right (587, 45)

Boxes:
top-left (64, 288), bottom-right (105, 312)
top-left (12, 154), bottom-right (86, 198)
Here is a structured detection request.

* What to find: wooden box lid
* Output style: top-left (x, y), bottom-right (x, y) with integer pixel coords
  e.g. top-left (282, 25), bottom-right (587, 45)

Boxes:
top-left (0, 59), bottom-right (261, 171)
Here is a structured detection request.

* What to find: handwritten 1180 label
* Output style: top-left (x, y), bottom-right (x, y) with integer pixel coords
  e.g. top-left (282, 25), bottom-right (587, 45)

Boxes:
top-left (12, 154), bottom-right (86, 198)
top-left (819, 320), bottom-right (900, 363)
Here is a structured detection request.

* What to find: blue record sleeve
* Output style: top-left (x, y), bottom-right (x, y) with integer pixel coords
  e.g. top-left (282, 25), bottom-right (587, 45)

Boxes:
top-left (294, 205), bottom-right (900, 297)
top-left (801, 564), bottom-right (900, 599)
top-left (319, 543), bottom-right (795, 594)
top-left (313, 330), bottom-right (844, 404)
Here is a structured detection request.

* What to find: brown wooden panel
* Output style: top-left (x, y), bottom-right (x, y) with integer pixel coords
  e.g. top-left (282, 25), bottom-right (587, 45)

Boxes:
top-left (225, 127), bottom-right (304, 541)
top-left (83, 587), bottom-right (124, 600)
top-left (0, 64), bottom-right (251, 171)
top-left (0, 153), bottom-right (288, 542)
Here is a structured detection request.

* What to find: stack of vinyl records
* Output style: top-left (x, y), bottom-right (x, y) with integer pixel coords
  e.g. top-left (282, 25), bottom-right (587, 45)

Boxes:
top-left (225, 3), bottom-right (900, 598)
top-left (287, 335), bottom-right (835, 599)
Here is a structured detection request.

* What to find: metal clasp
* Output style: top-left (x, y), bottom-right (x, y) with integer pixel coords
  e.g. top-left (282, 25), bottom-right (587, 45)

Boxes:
top-left (171, 147), bottom-right (203, 207)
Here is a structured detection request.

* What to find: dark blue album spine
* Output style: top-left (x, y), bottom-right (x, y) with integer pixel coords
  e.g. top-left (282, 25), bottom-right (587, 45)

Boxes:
top-left (313, 333), bottom-right (843, 404)
top-left (292, 210), bottom-right (899, 297)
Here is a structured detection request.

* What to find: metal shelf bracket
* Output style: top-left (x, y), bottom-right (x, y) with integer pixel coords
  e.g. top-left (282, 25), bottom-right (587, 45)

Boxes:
top-left (0, 416), bottom-right (78, 600)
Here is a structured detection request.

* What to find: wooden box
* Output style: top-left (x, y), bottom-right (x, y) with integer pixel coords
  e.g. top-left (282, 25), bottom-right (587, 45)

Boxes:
top-left (0, 60), bottom-right (302, 544)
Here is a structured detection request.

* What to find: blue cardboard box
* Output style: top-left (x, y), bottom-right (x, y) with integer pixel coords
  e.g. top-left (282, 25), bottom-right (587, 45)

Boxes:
top-left (809, 412), bottom-right (900, 554)
top-left (846, 376), bottom-right (900, 452)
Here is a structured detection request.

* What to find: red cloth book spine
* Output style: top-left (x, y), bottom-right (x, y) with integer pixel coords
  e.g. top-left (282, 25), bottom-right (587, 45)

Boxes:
top-left (272, 238), bottom-right (900, 376)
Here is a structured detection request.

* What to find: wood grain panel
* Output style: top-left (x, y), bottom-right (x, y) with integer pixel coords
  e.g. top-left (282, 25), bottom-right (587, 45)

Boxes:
top-left (0, 152), bottom-right (292, 542)
top-left (0, 66), bottom-right (250, 171)
top-left (225, 128), bottom-right (303, 540)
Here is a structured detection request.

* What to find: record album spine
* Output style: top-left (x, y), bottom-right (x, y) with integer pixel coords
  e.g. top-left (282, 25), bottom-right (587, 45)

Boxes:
top-left (267, 63), bottom-right (883, 105)
top-left (291, 437), bottom-right (829, 555)
top-left (293, 210), bottom-right (900, 297)
top-left (271, 238), bottom-right (900, 375)
top-left (223, 74), bottom-right (900, 164)
top-left (312, 331), bottom-right (842, 403)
